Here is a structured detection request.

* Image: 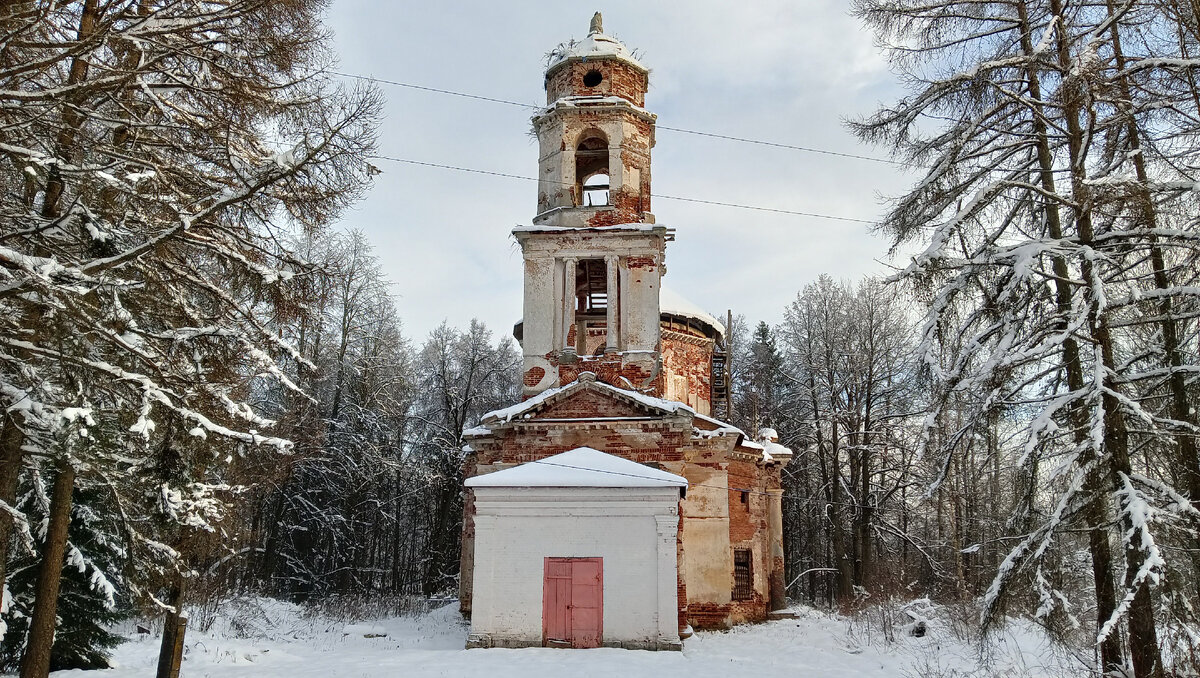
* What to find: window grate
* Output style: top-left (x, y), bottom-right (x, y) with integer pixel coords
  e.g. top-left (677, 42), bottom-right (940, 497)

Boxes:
top-left (733, 549), bottom-right (753, 601)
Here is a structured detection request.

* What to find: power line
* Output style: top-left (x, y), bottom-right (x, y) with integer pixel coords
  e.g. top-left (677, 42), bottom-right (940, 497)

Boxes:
top-left (331, 70), bottom-right (912, 168)
top-left (521, 457), bottom-right (859, 508)
top-left (333, 71), bottom-right (540, 110)
top-left (369, 154), bottom-right (876, 224)
top-left (655, 126), bottom-right (912, 167)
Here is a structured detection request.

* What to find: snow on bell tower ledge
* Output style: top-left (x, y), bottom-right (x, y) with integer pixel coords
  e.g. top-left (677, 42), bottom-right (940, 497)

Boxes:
top-left (515, 13), bottom-right (668, 398)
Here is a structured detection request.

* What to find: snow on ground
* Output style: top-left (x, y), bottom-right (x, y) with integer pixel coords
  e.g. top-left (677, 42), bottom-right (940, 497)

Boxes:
top-left (50, 599), bottom-right (1084, 678)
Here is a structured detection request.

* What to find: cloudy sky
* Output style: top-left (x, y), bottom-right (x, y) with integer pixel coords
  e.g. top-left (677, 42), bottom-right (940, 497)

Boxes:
top-left (325, 1), bottom-right (917, 342)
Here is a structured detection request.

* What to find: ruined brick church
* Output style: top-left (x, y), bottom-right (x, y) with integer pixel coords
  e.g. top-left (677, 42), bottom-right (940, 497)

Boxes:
top-left (460, 14), bottom-right (791, 649)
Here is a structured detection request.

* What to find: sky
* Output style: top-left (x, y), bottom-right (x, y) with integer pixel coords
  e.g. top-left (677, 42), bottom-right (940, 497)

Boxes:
top-left (325, 1), bottom-right (918, 343)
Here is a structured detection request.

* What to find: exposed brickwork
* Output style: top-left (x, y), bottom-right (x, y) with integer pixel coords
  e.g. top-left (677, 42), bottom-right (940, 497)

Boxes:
top-left (538, 388), bottom-right (648, 419)
top-left (729, 597), bottom-right (768, 625)
top-left (532, 107), bottom-right (653, 223)
top-left (458, 490), bottom-right (478, 614)
top-left (728, 460), bottom-right (764, 543)
top-left (523, 366), bottom-right (545, 387)
top-left (724, 458), bottom-right (779, 625)
top-left (661, 330), bottom-right (714, 416)
top-left (677, 509), bottom-right (688, 632)
top-left (545, 59), bottom-right (648, 107)
top-left (543, 351), bottom-right (665, 399)
top-left (688, 602), bottom-right (732, 630)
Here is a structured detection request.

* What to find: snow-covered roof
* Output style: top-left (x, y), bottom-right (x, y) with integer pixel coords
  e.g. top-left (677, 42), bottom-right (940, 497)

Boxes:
top-left (466, 447), bottom-right (687, 488)
top-left (761, 441), bottom-right (793, 463)
top-left (470, 372), bottom-right (694, 429)
top-left (546, 31), bottom-right (646, 74)
top-left (660, 286), bottom-right (726, 340)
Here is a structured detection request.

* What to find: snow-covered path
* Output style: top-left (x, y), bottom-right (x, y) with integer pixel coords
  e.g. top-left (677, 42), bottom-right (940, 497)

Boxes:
top-left (51, 600), bottom-right (1078, 677)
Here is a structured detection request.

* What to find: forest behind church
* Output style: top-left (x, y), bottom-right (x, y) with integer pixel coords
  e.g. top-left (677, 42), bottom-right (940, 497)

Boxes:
top-left (2, 1), bottom-right (1200, 677)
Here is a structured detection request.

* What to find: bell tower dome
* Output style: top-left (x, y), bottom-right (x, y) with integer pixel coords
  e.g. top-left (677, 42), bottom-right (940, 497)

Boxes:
top-left (515, 14), bottom-right (669, 397)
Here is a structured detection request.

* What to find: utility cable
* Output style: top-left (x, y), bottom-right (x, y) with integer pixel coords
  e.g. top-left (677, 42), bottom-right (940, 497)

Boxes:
top-left (331, 71), bottom-right (913, 168)
top-left (520, 457), bottom-right (828, 505)
top-left (368, 153), bottom-right (876, 224)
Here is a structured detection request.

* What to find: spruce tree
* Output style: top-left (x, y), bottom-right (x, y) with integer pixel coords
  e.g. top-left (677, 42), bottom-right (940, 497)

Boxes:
top-left (1, 477), bottom-right (126, 671)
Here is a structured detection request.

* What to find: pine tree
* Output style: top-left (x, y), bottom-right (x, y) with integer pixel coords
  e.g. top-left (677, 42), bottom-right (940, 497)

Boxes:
top-left (1, 477), bottom-right (126, 671)
top-left (0, 0), bottom-right (381, 672)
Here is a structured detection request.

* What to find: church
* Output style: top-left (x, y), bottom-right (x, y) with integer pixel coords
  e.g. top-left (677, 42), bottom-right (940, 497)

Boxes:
top-left (459, 14), bottom-right (792, 650)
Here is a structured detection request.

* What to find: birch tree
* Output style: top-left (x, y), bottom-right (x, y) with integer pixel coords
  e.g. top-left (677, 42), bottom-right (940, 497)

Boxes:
top-left (778, 276), bottom-right (921, 604)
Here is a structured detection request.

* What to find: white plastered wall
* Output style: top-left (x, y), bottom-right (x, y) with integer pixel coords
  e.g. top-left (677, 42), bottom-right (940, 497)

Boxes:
top-left (468, 487), bottom-right (681, 650)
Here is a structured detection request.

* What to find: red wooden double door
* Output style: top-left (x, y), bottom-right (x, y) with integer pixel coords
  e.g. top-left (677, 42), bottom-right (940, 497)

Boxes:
top-left (542, 557), bottom-right (603, 648)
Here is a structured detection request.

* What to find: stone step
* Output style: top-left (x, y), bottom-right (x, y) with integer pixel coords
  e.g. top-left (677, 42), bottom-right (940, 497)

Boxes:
top-left (767, 611), bottom-right (800, 621)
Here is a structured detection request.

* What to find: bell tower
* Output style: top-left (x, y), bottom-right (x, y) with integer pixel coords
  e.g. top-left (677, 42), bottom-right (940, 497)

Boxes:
top-left (534, 11), bottom-right (655, 227)
top-left (515, 13), bottom-right (670, 396)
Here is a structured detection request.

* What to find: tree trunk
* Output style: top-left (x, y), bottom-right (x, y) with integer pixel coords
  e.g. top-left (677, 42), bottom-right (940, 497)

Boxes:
top-left (0, 413), bottom-right (25, 592)
top-left (19, 462), bottom-right (75, 678)
top-left (1048, 2), bottom-right (1163, 673)
top-left (156, 576), bottom-right (187, 678)
top-left (41, 0), bottom-right (100, 218)
top-left (1015, 1), bottom-right (1124, 669)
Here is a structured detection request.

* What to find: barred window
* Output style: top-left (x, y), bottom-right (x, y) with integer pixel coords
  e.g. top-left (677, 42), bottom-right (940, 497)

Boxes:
top-left (733, 549), bottom-right (753, 601)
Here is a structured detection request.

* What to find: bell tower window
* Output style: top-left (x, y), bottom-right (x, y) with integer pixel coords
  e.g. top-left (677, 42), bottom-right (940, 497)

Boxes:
top-left (582, 173), bottom-right (610, 206)
top-left (575, 133), bottom-right (609, 207)
top-left (576, 259), bottom-right (608, 313)
top-left (561, 256), bottom-right (621, 357)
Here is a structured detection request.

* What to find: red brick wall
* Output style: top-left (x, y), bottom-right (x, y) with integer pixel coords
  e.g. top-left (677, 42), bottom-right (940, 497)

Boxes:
top-left (538, 388), bottom-right (641, 419)
top-left (728, 460), bottom-right (762, 543)
top-left (661, 330), bottom-right (713, 414)
top-left (545, 59), bottom-right (648, 107)
top-left (470, 417), bottom-right (693, 468)
top-left (543, 104), bottom-right (653, 226)
top-left (548, 351), bottom-right (665, 400)
top-left (688, 602), bottom-right (733, 630)
top-left (726, 458), bottom-right (771, 624)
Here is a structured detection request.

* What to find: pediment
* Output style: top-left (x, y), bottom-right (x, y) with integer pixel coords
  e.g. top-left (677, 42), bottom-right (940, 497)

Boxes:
top-left (532, 386), bottom-right (666, 420)
top-left (475, 373), bottom-right (692, 431)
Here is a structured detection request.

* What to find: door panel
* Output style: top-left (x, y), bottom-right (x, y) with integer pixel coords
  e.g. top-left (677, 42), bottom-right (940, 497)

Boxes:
top-left (543, 559), bottom-right (573, 647)
top-left (570, 559), bottom-right (603, 648)
top-left (543, 557), bottom-right (603, 649)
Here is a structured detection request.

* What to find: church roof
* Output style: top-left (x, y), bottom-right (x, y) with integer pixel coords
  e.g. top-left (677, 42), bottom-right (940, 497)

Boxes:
top-left (463, 374), bottom-right (786, 465)
top-left (660, 286), bottom-right (725, 340)
top-left (465, 446), bottom-right (687, 488)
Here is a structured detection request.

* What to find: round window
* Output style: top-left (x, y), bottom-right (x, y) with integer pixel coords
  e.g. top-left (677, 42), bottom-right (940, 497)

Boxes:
top-left (583, 69), bottom-right (603, 87)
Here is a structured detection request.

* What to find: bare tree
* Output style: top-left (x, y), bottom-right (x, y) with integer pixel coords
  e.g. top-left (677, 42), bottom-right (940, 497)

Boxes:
top-left (853, 0), bottom-right (1200, 673)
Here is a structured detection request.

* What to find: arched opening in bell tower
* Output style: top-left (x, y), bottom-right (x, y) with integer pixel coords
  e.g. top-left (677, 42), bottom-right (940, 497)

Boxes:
top-left (575, 132), bottom-right (610, 207)
top-left (583, 174), bottom-right (610, 206)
